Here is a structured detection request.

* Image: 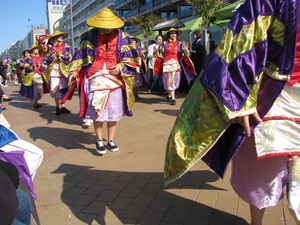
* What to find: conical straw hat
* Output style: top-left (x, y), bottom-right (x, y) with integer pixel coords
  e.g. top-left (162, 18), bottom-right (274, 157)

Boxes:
top-left (130, 36), bottom-right (141, 43)
top-left (50, 30), bottom-right (68, 40)
top-left (86, 8), bottom-right (124, 29)
top-left (29, 44), bottom-right (43, 53)
top-left (165, 27), bottom-right (183, 38)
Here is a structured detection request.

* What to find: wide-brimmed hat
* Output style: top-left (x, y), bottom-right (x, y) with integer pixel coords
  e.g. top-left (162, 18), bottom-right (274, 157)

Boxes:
top-left (38, 34), bottom-right (51, 44)
top-left (165, 27), bottom-right (182, 38)
top-left (29, 44), bottom-right (43, 53)
top-left (49, 30), bottom-right (68, 40)
top-left (21, 49), bottom-right (30, 58)
top-left (86, 8), bottom-right (124, 29)
top-left (130, 36), bottom-right (141, 43)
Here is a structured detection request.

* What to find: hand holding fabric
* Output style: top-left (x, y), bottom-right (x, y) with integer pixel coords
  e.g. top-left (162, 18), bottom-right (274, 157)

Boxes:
top-left (230, 112), bottom-right (262, 137)
top-left (109, 65), bottom-right (120, 76)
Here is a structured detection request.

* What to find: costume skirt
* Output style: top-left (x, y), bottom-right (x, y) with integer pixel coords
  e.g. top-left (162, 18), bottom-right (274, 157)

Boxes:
top-left (49, 65), bottom-right (68, 99)
top-left (83, 77), bottom-right (125, 122)
top-left (230, 135), bottom-right (288, 209)
top-left (230, 83), bottom-right (300, 209)
top-left (162, 71), bottom-right (181, 91)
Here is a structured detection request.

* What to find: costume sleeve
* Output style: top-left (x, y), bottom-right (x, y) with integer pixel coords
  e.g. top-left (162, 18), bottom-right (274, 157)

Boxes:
top-left (69, 30), bottom-right (95, 75)
top-left (200, 0), bottom-right (295, 121)
top-left (153, 43), bottom-right (165, 76)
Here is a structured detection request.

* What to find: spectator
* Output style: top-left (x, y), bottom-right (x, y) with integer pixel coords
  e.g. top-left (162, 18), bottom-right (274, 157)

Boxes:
top-left (146, 35), bottom-right (164, 94)
top-left (11, 58), bottom-right (17, 84)
top-left (67, 8), bottom-right (141, 154)
top-left (190, 30), bottom-right (206, 75)
top-left (0, 162), bottom-right (31, 225)
top-left (153, 28), bottom-right (197, 105)
top-left (0, 112), bottom-right (43, 180)
top-left (0, 87), bottom-right (13, 110)
top-left (0, 61), bottom-right (8, 87)
top-left (206, 30), bottom-right (216, 59)
top-left (16, 59), bottom-right (22, 85)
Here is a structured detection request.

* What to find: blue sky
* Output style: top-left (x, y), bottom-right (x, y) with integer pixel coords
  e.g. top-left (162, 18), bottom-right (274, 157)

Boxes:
top-left (0, 0), bottom-right (48, 53)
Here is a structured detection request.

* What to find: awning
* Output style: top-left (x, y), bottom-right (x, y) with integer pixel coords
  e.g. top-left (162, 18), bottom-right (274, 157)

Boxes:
top-left (181, 17), bottom-right (202, 32)
top-left (214, 0), bottom-right (245, 20)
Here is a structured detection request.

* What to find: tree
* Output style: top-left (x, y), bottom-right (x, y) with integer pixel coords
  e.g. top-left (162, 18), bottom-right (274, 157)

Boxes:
top-left (185, 0), bottom-right (224, 29)
top-left (127, 14), bottom-right (161, 39)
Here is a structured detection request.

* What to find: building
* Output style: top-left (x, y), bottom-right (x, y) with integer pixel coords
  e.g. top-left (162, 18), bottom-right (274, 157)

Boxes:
top-left (46, 0), bottom-right (68, 35)
top-left (63, 0), bottom-right (115, 54)
top-left (0, 0), bottom-right (238, 60)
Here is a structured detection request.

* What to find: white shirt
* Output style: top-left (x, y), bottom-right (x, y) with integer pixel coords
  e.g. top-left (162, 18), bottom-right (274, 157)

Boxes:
top-left (147, 43), bottom-right (159, 69)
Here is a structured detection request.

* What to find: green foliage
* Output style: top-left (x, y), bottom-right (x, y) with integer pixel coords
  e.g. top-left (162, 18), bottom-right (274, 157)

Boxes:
top-left (127, 14), bottom-right (161, 38)
top-left (185, 0), bottom-right (224, 28)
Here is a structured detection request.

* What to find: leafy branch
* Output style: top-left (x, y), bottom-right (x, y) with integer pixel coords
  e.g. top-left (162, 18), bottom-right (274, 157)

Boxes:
top-left (127, 14), bottom-right (161, 38)
top-left (185, 0), bottom-right (224, 28)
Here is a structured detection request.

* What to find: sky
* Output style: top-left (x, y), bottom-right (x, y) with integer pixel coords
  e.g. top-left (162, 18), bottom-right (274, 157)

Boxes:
top-left (0, 0), bottom-right (48, 53)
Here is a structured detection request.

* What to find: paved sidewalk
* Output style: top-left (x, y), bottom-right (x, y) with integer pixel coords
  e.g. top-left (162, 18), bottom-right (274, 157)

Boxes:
top-left (2, 83), bottom-right (296, 225)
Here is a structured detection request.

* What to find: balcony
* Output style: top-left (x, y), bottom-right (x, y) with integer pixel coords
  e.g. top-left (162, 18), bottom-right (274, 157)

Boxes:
top-left (114, 0), bottom-right (135, 10)
top-left (73, 0), bottom-right (114, 27)
top-left (162, 7), bottom-right (196, 20)
top-left (72, 0), bottom-right (96, 17)
top-left (139, 2), bottom-right (151, 12)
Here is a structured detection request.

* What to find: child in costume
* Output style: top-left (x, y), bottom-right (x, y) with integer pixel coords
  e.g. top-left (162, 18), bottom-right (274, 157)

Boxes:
top-left (67, 8), bottom-right (141, 154)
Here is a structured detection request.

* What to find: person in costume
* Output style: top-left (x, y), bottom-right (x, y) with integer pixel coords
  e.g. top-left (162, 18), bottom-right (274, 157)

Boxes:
top-left (153, 28), bottom-right (196, 105)
top-left (164, 0), bottom-right (300, 224)
top-left (130, 36), bottom-right (148, 100)
top-left (46, 30), bottom-right (72, 115)
top-left (37, 34), bottom-right (51, 57)
top-left (19, 44), bottom-right (49, 109)
top-left (67, 8), bottom-right (141, 155)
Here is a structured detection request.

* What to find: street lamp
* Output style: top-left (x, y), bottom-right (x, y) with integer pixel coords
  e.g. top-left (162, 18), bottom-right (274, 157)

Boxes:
top-left (70, 0), bottom-right (74, 54)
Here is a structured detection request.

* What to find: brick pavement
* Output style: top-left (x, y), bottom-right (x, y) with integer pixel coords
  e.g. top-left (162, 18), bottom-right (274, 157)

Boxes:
top-left (2, 83), bottom-right (296, 225)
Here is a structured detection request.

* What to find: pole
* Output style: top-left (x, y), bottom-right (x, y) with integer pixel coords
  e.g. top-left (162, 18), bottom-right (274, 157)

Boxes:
top-left (70, 0), bottom-right (74, 54)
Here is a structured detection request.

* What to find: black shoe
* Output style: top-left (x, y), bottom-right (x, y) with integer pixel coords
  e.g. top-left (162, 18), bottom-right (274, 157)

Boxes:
top-left (170, 99), bottom-right (176, 105)
top-left (96, 140), bottom-right (106, 154)
top-left (134, 94), bottom-right (142, 100)
top-left (3, 97), bottom-right (13, 102)
top-left (166, 96), bottom-right (172, 102)
top-left (33, 103), bottom-right (42, 108)
top-left (107, 140), bottom-right (119, 152)
top-left (60, 107), bottom-right (71, 113)
top-left (55, 107), bottom-right (61, 115)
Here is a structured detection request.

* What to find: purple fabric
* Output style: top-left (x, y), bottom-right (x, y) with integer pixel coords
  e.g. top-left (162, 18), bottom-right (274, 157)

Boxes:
top-left (201, 0), bottom-right (299, 178)
top-left (159, 41), bottom-right (196, 85)
top-left (83, 80), bottom-right (125, 122)
top-left (162, 71), bottom-right (181, 90)
top-left (0, 151), bottom-right (36, 200)
top-left (46, 43), bottom-right (71, 66)
top-left (201, 0), bottom-right (299, 112)
top-left (230, 135), bottom-right (288, 208)
top-left (72, 29), bottom-right (139, 117)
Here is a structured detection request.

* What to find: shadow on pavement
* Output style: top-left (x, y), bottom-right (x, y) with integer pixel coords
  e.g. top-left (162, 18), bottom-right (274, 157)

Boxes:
top-left (27, 127), bottom-right (95, 151)
top-left (52, 164), bottom-right (248, 225)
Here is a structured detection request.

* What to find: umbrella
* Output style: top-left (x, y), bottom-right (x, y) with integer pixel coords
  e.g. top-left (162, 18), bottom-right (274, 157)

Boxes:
top-left (152, 18), bottom-right (185, 32)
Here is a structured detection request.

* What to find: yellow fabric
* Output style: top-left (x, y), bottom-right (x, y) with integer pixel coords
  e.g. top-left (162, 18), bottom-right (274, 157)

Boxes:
top-left (164, 15), bottom-right (286, 185)
top-left (69, 30), bottom-right (140, 113)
